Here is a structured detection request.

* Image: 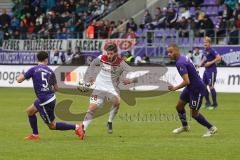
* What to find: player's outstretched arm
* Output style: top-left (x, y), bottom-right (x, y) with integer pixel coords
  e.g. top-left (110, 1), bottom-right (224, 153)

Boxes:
top-left (84, 56), bottom-right (101, 84)
top-left (121, 60), bottom-right (138, 85)
top-left (17, 74), bottom-right (25, 83)
top-left (168, 74), bottom-right (190, 91)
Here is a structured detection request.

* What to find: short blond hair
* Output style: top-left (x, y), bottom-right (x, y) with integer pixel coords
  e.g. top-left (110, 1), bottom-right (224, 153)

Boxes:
top-left (168, 44), bottom-right (180, 52)
top-left (204, 36), bottom-right (212, 43)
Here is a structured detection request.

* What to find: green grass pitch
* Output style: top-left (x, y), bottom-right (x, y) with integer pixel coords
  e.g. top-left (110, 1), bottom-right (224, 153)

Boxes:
top-left (0, 88), bottom-right (239, 160)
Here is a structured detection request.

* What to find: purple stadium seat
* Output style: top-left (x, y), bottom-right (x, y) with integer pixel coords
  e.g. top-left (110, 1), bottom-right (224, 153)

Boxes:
top-left (199, 37), bottom-right (204, 44)
top-left (194, 38), bottom-right (201, 46)
top-left (206, 7), bottom-right (213, 15)
top-left (218, 5), bottom-right (224, 12)
top-left (190, 7), bottom-right (195, 15)
top-left (207, 6), bottom-right (218, 15)
top-left (135, 41), bottom-right (145, 47)
top-left (136, 29), bottom-right (144, 37)
top-left (170, 29), bottom-right (177, 36)
top-left (155, 29), bottom-right (164, 37)
top-left (164, 28), bottom-right (171, 36)
top-left (204, 0), bottom-right (216, 5)
top-left (154, 37), bottom-right (164, 44)
top-left (212, 6), bottom-right (218, 15)
top-left (210, 16), bottom-right (218, 25)
top-left (201, 7), bottom-right (208, 13)
top-left (179, 38), bottom-right (189, 46)
top-left (165, 38), bottom-right (171, 45)
top-left (136, 38), bottom-right (144, 44)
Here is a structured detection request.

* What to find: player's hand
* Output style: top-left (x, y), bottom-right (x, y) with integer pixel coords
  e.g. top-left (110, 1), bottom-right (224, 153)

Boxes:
top-left (123, 79), bottom-right (132, 85)
top-left (77, 81), bottom-right (91, 92)
top-left (204, 62), bottom-right (212, 67)
top-left (168, 85), bottom-right (176, 91)
top-left (123, 78), bottom-right (138, 85)
top-left (89, 78), bottom-right (95, 85)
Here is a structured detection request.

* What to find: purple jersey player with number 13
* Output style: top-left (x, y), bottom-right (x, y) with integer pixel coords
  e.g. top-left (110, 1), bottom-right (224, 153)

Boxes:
top-left (17, 51), bottom-right (81, 140)
top-left (167, 44), bottom-right (217, 137)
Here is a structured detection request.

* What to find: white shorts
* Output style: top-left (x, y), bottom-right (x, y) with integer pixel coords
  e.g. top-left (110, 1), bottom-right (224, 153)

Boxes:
top-left (89, 89), bottom-right (119, 108)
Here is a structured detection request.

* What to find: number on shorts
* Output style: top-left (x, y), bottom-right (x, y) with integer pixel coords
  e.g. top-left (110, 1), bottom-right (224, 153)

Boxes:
top-left (91, 95), bottom-right (97, 101)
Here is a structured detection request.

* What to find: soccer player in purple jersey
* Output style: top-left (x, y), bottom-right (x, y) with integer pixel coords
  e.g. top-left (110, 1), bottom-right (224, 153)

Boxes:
top-left (167, 44), bottom-right (217, 137)
top-left (17, 51), bottom-right (80, 140)
top-left (200, 37), bottom-right (221, 108)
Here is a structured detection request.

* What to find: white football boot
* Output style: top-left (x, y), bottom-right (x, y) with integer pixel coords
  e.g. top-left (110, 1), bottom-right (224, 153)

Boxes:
top-left (202, 126), bottom-right (218, 137)
top-left (172, 126), bottom-right (190, 134)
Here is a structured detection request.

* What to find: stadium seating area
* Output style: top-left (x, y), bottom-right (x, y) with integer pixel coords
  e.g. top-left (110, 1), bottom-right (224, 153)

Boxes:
top-left (0, 0), bottom-right (239, 47)
top-left (0, 0), bottom-right (128, 41)
top-left (137, 0), bottom-right (240, 46)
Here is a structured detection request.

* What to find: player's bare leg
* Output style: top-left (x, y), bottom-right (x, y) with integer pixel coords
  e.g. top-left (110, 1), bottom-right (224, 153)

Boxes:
top-left (83, 103), bottom-right (98, 131)
top-left (107, 95), bottom-right (120, 134)
top-left (25, 104), bottom-right (40, 140)
top-left (190, 109), bottom-right (217, 137)
top-left (172, 100), bottom-right (190, 134)
top-left (76, 103), bottom-right (98, 140)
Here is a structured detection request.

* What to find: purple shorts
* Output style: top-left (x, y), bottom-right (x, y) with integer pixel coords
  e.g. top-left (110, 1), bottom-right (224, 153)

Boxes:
top-left (203, 71), bottom-right (217, 87)
top-left (180, 87), bottom-right (206, 110)
top-left (34, 99), bottom-right (56, 124)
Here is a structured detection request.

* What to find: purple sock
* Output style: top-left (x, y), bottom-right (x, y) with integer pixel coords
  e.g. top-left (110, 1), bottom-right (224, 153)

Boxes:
top-left (177, 109), bottom-right (188, 126)
top-left (205, 90), bottom-right (211, 104)
top-left (210, 88), bottom-right (217, 105)
top-left (28, 115), bottom-right (38, 135)
top-left (56, 122), bottom-right (76, 130)
top-left (193, 113), bottom-right (213, 129)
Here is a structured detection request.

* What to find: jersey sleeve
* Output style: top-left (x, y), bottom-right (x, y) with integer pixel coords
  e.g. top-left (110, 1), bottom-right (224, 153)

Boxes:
top-left (121, 60), bottom-right (132, 73)
top-left (90, 55), bottom-right (101, 67)
top-left (120, 61), bottom-right (136, 81)
top-left (50, 72), bottom-right (57, 85)
top-left (176, 63), bottom-right (188, 76)
top-left (84, 55), bottom-right (101, 82)
top-left (211, 49), bottom-right (219, 57)
top-left (24, 67), bottom-right (34, 80)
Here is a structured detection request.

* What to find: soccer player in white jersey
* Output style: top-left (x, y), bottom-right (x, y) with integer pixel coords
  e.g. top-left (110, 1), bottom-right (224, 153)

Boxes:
top-left (76, 42), bottom-right (137, 140)
top-left (192, 47), bottom-right (203, 67)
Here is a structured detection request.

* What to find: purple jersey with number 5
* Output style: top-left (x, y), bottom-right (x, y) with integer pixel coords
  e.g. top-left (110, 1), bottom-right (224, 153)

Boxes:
top-left (203, 48), bottom-right (218, 73)
top-left (176, 55), bottom-right (206, 92)
top-left (24, 65), bottom-right (56, 103)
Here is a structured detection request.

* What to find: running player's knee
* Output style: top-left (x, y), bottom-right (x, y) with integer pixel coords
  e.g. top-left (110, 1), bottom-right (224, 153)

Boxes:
top-left (26, 109), bottom-right (31, 116)
top-left (176, 104), bottom-right (184, 111)
top-left (113, 105), bottom-right (120, 111)
top-left (176, 100), bottom-right (186, 110)
top-left (112, 97), bottom-right (120, 107)
top-left (26, 108), bottom-right (35, 116)
top-left (191, 110), bottom-right (199, 118)
top-left (209, 86), bottom-right (214, 90)
top-left (113, 101), bottom-right (120, 108)
top-left (88, 104), bottom-right (97, 112)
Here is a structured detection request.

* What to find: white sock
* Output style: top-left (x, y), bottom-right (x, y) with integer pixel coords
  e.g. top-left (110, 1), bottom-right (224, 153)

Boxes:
top-left (83, 111), bottom-right (94, 131)
top-left (75, 124), bottom-right (79, 130)
top-left (108, 106), bottom-right (119, 123)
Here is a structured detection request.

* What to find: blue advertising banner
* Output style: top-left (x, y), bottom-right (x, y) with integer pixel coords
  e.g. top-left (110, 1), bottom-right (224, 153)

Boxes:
top-left (0, 45), bottom-right (240, 66)
top-left (213, 46), bottom-right (240, 66)
top-left (0, 50), bottom-right (38, 64)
